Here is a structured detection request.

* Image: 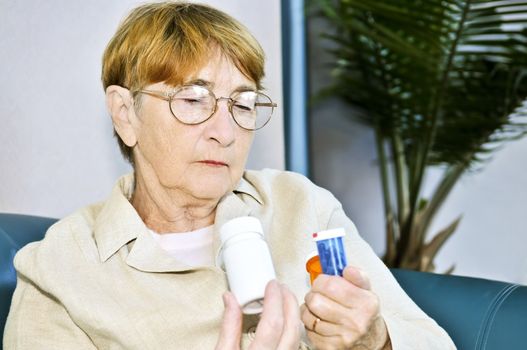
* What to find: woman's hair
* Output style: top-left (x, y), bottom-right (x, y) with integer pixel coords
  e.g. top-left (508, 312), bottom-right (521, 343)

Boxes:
top-left (101, 1), bottom-right (265, 164)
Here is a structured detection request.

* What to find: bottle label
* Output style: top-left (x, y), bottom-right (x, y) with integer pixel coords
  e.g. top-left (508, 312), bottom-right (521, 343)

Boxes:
top-left (312, 228), bottom-right (347, 277)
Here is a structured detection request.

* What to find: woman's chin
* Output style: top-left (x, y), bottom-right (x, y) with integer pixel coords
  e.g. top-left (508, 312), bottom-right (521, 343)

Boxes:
top-left (186, 169), bottom-right (240, 199)
top-left (186, 180), bottom-right (233, 202)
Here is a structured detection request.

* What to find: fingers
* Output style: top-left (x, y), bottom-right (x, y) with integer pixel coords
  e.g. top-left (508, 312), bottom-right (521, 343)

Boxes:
top-left (276, 284), bottom-right (301, 350)
top-left (343, 266), bottom-right (371, 290)
top-left (305, 279), bottom-right (381, 328)
top-left (301, 267), bottom-right (385, 350)
top-left (310, 266), bottom-right (372, 308)
top-left (304, 290), bottom-right (352, 325)
top-left (302, 292), bottom-right (385, 350)
top-left (251, 280), bottom-right (301, 350)
top-left (301, 303), bottom-right (349, 349)
top-left (253, 280), bottom-right (284, 349)
top-left (215, 292), bottom-right (242, 350)
top-left (300, 303), bottom-right (339, 337)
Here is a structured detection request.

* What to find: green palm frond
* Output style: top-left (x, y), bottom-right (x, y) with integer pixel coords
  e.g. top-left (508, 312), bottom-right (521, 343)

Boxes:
top-left (311, 0), bottom-right (527, 270)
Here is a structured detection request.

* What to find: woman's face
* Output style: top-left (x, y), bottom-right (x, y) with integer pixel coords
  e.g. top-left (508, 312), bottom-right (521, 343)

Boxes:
top-left (131, 53), bottom-right (256, 202)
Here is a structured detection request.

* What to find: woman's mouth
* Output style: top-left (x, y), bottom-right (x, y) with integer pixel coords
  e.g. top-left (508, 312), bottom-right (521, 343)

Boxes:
top-left (198, 160), bottom-right (228, 167)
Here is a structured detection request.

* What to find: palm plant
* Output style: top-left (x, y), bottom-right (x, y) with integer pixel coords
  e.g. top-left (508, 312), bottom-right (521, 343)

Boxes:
top-left (310, 0), bottom-right (527, 271)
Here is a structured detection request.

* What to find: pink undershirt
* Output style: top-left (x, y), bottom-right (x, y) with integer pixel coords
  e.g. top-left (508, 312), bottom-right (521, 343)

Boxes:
top-left (149, 225), bottom-right (214, 267)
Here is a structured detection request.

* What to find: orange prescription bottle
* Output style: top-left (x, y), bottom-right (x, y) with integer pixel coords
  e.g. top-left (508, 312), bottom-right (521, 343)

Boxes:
top-left (305, 254), bottom-right (322, 284)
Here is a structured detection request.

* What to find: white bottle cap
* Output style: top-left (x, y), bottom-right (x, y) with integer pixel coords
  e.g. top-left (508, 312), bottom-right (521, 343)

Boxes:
top-left (312, 227), bottom-right (346, 241)
top-left (220, 216), bottom-right (264, 243)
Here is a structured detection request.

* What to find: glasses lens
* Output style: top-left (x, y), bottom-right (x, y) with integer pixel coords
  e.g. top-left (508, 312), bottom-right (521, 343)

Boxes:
top-left (170, 86), bottom-right (214, 124)
top-left (232, 91), bottom-right (274, 130)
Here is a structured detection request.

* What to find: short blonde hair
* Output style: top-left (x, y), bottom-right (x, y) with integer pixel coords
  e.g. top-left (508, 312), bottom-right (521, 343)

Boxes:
top-left (101, 1), bottom-right (265, 164)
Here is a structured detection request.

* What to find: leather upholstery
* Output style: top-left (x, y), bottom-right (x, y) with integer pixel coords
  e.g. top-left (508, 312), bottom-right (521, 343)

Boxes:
top-left (0, 213), bottom-right (57, 343)
top-left (392, 268), bottom-right (527, 349)
top-left (1, 213), bottom-right (525, 349)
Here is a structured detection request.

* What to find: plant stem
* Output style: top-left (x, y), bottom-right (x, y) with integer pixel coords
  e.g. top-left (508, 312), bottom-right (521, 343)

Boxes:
top-left (375, 127), bottom-right (397, 264)
top-left (416, 162), bottom-right (468, 245)
top-left (391, 131), bottom-right (410, 226)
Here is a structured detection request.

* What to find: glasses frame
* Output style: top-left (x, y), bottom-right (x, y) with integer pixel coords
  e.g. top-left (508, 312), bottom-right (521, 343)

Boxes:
top-left (133, 84), bottom-right (277, 131)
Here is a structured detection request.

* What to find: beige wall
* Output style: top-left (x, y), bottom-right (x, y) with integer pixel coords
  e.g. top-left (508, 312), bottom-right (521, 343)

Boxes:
top-left (0, 0), bottom-right (284, 218)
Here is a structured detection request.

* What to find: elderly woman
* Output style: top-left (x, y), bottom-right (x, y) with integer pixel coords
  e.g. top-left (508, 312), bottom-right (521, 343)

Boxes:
top-left (4, 2), bottom-right (455, 350)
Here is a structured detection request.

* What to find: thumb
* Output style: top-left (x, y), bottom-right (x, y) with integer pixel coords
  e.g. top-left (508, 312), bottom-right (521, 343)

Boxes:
top-left (215, 291), bottom-right (242, 350)
top-left (343, 265), bottom-right (371, 290)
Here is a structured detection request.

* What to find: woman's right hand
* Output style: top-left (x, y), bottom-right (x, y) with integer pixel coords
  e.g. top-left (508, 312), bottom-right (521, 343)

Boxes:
top-left (215, 280), bottom-right (301, 350)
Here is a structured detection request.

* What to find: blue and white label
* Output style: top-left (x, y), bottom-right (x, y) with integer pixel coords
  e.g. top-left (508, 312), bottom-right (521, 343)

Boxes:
top-left (313, 228), bottom-right (347, 276)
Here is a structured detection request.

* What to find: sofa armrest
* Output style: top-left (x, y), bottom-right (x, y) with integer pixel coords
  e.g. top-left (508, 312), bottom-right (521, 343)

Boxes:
top-left (0, 213), bottom-right (57, 342)
top-left (391, 268), bottom-right (527, 350)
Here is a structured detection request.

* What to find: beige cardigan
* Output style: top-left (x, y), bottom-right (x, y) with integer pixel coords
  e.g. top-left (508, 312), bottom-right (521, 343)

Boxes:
top-left (4, 169), bottom-right (455, 349)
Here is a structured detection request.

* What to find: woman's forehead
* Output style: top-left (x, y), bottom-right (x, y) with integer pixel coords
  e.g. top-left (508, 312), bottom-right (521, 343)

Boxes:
top-left (154, 54), bottom-right (257, 92)
top-left (190, 53), bottom-right (255, 84)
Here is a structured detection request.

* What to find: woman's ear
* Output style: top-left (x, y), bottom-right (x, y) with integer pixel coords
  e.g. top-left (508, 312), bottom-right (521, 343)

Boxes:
top-left (106, 85), bottom-right (137, 147)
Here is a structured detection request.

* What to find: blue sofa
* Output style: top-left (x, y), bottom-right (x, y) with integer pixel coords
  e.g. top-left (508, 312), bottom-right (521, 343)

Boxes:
top-left (1, 212), bottom-right (526, 349)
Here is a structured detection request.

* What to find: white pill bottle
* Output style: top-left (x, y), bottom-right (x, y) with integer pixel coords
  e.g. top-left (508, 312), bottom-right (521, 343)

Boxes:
top-left (219, 216), bottom-right (276, 314)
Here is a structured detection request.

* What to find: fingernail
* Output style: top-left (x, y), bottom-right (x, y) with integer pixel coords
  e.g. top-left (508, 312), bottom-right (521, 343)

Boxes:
top-left (223, 292), bottom-right (234, 307)
top-left (269, 279), bottom-right (279, 289)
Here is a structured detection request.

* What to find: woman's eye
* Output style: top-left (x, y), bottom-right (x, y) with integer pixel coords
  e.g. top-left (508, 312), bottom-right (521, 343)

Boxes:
top-left (180, 97), bottom-right (204, 104)
top-left (234, 103), bottom-right (253, 111)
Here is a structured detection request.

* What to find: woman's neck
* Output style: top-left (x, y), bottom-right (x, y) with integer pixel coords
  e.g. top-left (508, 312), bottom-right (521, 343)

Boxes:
top-left (131, 171), bottom-right (218, 234)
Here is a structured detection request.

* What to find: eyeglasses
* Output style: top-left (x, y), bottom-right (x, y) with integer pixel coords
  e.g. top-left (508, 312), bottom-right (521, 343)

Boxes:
top-left (134, 85), bottom-right (277, 131)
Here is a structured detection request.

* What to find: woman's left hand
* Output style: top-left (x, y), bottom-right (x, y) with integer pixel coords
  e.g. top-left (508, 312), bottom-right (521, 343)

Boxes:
top-left (300, 265), bottom-right (391, 350)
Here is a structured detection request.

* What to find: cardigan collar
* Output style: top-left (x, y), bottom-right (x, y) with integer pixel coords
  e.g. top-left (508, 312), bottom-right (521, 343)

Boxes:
top-left (93, 172), bottom-right (263, 271)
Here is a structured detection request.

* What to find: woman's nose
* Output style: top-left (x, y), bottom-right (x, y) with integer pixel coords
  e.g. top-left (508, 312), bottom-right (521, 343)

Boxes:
top-left (205, 97), bottom-right (236, 146)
